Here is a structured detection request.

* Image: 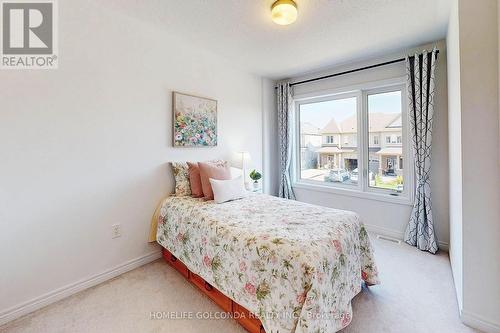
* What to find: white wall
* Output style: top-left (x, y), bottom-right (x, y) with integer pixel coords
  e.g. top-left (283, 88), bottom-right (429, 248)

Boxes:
top-left (262, 78), bottom-right (279, 196)
top-left (458, 0), bottom-right (500, 331)
top-left (0, 0), bottom-right (264, 323)
top-left (287, 41), bottom-right (450, 248)
top-left (446, 0), bottom-right (463, 312)
top-left (447, 0), bottom-right (500, 331)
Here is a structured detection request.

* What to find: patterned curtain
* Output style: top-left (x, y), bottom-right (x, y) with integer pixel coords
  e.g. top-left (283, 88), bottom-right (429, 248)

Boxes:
top-left (404, 49), bottom-right (438, 253)
top-left (277, 80), bottom-right (296, 200)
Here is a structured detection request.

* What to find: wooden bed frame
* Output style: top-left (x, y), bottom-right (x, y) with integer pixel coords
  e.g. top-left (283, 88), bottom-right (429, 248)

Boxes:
top-left (162, 247), bottom-right (266, 333)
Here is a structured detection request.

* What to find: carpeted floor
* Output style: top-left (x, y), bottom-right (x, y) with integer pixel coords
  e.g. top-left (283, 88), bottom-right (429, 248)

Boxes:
top-left (1, 235), bottom-right (478, 333)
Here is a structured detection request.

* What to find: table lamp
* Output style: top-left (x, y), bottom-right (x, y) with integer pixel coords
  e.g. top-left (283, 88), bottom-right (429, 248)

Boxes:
top-left (238, 151), bottom-right (251, 190)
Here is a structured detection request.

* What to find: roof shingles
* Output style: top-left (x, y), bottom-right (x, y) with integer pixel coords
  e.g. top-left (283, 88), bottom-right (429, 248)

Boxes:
top-left (320, 113), bottom-right (402, 134)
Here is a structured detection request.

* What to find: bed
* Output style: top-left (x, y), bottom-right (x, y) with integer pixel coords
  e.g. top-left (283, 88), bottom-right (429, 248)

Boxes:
top-left (151, 193), bottom-right (379, 333)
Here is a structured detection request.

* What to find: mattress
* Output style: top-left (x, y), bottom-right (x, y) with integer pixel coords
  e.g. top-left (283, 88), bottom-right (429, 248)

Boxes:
top-left (156, 193), bottom-right (379, 333)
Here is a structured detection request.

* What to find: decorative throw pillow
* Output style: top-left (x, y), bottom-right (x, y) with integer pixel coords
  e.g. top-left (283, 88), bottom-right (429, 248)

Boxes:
top-left (209, 176), bottom-right (247, 204)
top-left (209, 159), bottom-right (227, 168)
top-left (171, 162), bottom-right (191, 196)
top-left (198, 161), bottom-right (231, 200)
top-left (187, 160), bottom-right (227, 198)
top-left (186, 162), bottom-right (203, 198)
top-left (229, 167), bottom-right (243, 179)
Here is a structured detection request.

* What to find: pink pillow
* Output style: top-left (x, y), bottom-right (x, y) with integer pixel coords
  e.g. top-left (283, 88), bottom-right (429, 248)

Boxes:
top-left (187, 162), bottom-right (204, 198)
top-left (198, 162), bottom-right (231, 200)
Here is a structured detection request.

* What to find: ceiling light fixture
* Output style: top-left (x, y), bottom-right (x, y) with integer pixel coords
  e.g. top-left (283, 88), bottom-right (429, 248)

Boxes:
top-left (271, 0), bottom-right (298, 25)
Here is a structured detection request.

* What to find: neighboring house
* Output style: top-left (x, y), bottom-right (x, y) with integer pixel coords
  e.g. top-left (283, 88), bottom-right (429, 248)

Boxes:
top-left (300, 122), bottom-right (322, 169)
top-left (318, 113), bottom-right (403, 176)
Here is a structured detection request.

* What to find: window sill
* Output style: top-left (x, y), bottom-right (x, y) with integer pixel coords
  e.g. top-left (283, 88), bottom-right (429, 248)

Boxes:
top-left (292, 181), bottom-right (413, 206)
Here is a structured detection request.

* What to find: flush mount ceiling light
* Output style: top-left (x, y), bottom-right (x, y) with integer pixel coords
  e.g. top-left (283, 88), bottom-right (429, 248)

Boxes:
top-left (271, 0), bottom-right (298, 25)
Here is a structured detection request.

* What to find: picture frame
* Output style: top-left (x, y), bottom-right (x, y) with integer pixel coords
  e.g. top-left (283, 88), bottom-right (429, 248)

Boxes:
top-left (172, 91), bottom-right (217, 147)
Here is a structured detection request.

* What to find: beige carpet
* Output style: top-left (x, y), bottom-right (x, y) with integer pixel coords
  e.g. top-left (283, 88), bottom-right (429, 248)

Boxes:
top-left (1, 236), bottom-right (478, 333)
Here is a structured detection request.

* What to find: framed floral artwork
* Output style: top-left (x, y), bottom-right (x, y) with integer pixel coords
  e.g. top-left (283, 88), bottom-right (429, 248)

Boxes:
top-left (172, 92), bottom-right (217, 147)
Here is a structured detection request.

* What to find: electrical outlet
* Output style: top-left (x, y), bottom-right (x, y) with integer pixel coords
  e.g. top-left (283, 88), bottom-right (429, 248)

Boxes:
top-left (112, 224), bottom-right (121, 239)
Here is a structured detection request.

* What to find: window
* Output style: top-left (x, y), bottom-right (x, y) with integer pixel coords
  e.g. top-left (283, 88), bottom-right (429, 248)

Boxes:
top-left (326, 135), bottom-right (336, 144)
top-left (368, 90), bottom-right (404, 192)
top-left (295, 83), bottom-right (409, 200)
top-left (297, 95), bottom-right (358, 187)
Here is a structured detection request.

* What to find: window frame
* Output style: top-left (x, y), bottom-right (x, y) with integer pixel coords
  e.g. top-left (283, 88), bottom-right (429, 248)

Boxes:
top-left (294, 91), bottom-right (362, 192)
top-left (292, 78), bottom-right (414, 205)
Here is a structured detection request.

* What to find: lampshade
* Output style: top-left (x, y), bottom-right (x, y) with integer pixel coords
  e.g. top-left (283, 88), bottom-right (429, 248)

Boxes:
top-left (238, 151), bottom-right (251, 161)
top-left (233, 151), bottom-right (252, 169)
top-left (271, 0), bottom-right (298, 26)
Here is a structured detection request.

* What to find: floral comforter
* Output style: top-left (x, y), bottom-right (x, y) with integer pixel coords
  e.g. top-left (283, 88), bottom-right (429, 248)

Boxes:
top-left (156, 194), bottom-right (379, 333)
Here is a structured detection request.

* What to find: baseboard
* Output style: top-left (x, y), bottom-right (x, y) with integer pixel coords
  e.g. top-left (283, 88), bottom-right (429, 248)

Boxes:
top-left (364, 223), bottom-right (449, 251)
top-left (0, 250), bottom-right (162, 326)
top-left (462, 310), bottom-right (500, 333)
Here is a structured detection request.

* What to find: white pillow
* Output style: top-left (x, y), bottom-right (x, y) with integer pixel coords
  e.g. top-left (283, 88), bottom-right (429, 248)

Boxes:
top-left (209, 176), bottom-right (247, 204)
top-left (229, 167), bottom-right (243, 179)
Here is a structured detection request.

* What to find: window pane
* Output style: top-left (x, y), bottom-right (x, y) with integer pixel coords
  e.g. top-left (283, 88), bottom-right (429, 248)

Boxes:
top-left (367, 91), bottom-right (403, 192)
top-left (299, 97), bottom-right (358, 186)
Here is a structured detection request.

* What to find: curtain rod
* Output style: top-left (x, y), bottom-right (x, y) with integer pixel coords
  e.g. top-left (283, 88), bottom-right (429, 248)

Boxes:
top-left (276, 50), bottom-right (439, 89)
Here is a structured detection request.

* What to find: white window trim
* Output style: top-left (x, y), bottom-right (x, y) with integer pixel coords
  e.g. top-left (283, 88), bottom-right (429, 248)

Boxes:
top-left (292, 78), bottom-right (414, 206)
top-left (292, 181), bottom-right (412, 205)
top-left (294, 91), bottom-right (362, 193)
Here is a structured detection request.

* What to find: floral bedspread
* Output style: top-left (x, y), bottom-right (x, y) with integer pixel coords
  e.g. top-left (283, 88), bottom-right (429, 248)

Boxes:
top-left (156, 194), bottom-right (379, 333)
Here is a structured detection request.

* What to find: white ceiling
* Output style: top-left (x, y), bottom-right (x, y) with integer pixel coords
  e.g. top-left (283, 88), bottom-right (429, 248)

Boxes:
top-left (106, 0), bottom-right (451, 79)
